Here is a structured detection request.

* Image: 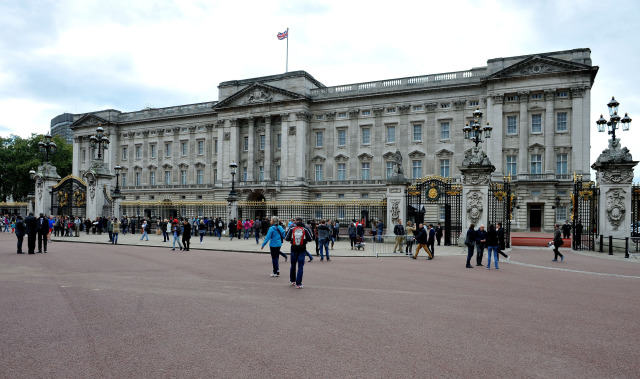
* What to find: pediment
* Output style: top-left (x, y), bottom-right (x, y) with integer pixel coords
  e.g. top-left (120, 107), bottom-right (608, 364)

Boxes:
top-left (70, 113), bottom-right (111, 129)
top-left (358, 153), bottom-right (373, 160)
top-left (408, 150), bottom-right (426, 158)
top-left (435, 148), bottom-right (454, 157)
top-left (485, 55), bottom-right (596, 81)
top-left (311, 155), bottom-right (326, 163)
top-left (382, 151), bottom-right (396, 160)
top-left (214, 83), bottom-right (308, 110)
top-left (334, 153), bottom-right (349, 161)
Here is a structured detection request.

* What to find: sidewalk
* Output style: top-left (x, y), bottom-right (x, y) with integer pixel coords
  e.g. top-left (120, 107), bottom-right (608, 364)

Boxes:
top-left (50, 231), bottom-right (468, 257)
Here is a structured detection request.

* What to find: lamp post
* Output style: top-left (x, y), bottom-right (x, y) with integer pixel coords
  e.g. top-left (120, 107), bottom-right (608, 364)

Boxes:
top-left (28, 169), bottom-right (36, 214)
top-left (463, 107), bottom-right (493, 147)
top-left (113, 165), bottom-right (122, 198)
top-left (38, 133), bottom-right (57, 163)
top-left (596, 97), bottom-right (632, 141)
top-left (229, 161), bottom-right (238, 198)
top-left (90, 126), bottom-right (110, 160)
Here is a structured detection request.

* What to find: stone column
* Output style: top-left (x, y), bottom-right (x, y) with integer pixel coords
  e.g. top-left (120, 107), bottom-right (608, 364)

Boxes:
top-left (34, 163), bottom-right (61, 216)
top-left (459, 148), bottom-right (496, 243)
top-left (83, 164), bottom-right (114, 221)
top-left (295, 112), bottom-right (310, 182)
top-left (264, 115), bottom-right (272, 182)
top-left (280, 113), bottom-right (290, 182)
top-left (247, 118), bottom-right (255, 182)
top-left (386, 181), bottom-right (410, 235)
top-left (517, 93), bottom-right (529, 175)
top-left (72, 137), bottom-right (81, 177)
top-left (488, 95), bottom-right (504, 178)
top-left (544, 89), bottom-right (555, 174)
top-left (592, 138), bottom-right (638, 244)
top-left (570, 87), bottom-right (587, 176)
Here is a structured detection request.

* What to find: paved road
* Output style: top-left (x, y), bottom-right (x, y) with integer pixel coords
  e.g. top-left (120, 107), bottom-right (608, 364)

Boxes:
top-left (1, 233), bottom-right (639, 378)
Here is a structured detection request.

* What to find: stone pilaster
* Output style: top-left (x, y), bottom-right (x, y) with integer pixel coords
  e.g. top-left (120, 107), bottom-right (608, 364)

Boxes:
top-left (295, 112), bottom-right (311, 183)
top-left (247, 118), bottom-right (255, 182)
top-left (544, 89), bottom-right (556, 174)
top-left (592, 138), bottom-right (638, 240)
top-left (33, 163), bottom-right (61, 216)
top-left (280, 113), bottom-right (290, 182)
top-left (517, 93), bottom-right (529, 175)
top-left (264, 115), bottom-right (272, 182)
top-left (459, 165), bottom-right (495, 242)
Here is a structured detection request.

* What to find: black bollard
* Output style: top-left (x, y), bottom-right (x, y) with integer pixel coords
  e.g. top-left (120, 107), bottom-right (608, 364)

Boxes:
top-left (609, 235), bottom-right (613, 255)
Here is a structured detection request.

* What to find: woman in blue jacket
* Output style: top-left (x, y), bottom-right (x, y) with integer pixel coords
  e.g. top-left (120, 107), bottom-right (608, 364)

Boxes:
top-left (261, 216), bottom-right (288, 277)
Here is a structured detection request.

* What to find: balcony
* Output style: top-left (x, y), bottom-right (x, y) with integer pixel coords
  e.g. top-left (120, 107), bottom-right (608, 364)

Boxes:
top-left (512, 173), bottom-right (573, 182)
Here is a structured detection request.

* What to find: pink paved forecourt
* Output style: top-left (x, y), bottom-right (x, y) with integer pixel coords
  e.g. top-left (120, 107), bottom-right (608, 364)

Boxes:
top-left (1, 232), bottom-right (639, 378)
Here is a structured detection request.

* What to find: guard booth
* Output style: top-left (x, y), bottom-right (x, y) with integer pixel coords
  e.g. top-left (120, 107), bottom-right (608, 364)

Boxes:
top-left (50, 176), bottom-right (87, 218)
top-left (407, 176), bottom-right (462, 245)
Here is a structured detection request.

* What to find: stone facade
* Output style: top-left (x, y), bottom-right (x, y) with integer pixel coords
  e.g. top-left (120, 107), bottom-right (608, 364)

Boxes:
top-left (68, 48), bottom-right (598, 232)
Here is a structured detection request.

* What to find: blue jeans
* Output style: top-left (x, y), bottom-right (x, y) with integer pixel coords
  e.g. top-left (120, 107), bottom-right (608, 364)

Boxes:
top-left (173, 234), bottom-right (183, 249)
top-left (255, 230), bottom-right (260, 244)
top-left (290, 250), bottom-right (306, 285)
top-left (270, 246), bottom-right (282, 274)
top-left (200, 232), bottom-right (205, 242)
top-left (112, 233), bottom-right (118, 244)
top-left (487, 245), bottom-right (499, 269)
top-left (244, 229), bottom-right (250, 239)
top-left (140, 231), bottom-right (148, 241)
top-left (377, 230), bottom-right (383, 242)
top-left (319, 238), bottom-right (330, 260)
top-left (215, 228), bottom-right (221, 239)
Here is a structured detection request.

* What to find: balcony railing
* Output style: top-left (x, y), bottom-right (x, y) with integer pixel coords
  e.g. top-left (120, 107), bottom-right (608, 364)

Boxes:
top-left (511, 173), bottom-right (573, 181)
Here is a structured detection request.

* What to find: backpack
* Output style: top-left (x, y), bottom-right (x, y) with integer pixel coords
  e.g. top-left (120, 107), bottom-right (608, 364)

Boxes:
top-left (291, 226), bottom-right (306, 246)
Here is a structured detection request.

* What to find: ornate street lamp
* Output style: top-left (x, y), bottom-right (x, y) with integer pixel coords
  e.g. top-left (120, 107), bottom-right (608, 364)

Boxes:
top-left (90, 126), bottom-right (110, 160)
top-left (463, 107), bottom-right (492, 147)
top-left (38, 133), bottom-right (57, 162)
top-left (113, 165), bottom-right (122, 197)
top-left (596, 97), bottom-right (632, 141)
top-left (229, 161), bottom-right (238, 197)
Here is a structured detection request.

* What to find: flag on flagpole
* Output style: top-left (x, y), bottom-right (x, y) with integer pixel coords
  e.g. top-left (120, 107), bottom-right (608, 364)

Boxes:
top-left (277, 29), bottom-right (288, 40)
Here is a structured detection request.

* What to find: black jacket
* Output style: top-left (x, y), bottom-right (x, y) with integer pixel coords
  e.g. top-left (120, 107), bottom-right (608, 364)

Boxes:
top-left (37, 217), bottom-right (49, 234)
top-left (393, 224), bottom-right (405, 236)
top-left (25, 215), bottom-right (37, 235)
top-left (15, 220), bottom-right (26, 237)
top-left (486, 229), bottom-right (498, 246)
top-left (285, 222), bottom-right (313, 253)
top-left (416, 227), bottom-right (428, 244)
top-left (497, 227), bottom-right (505, 250)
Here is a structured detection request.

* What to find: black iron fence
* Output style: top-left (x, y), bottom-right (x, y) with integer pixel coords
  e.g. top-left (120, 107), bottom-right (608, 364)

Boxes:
top-left (572, 175), bottom-right (598, 250)
top-left (488, 179), bottom-right (512, 248)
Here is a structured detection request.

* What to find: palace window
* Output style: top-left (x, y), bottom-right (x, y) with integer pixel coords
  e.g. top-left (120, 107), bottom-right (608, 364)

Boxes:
top-left (276, 133), bottom-right (282, 149)
top-left (214, 139), bottom-right (218, 154)
top-left (337, 163), bottom-right (346, 181)
top-left (530, 93), bottom-right (542, 100)
top-left (259, 135), bottom-right (265, 150)
top-left (440, 103), bottom-right (451, 109)
top-left (412, 160), bottom-right (422, 179)
top-left (413, 105), bottom-right (423, 111)
top-left (164, 171), bottom-right (171, 185)
top-left (338, 112), bottom-right (347, 118)
top-left (242, 167), bottom-right (248, 182)
top-left (276, 165), bottom-right (281, 181)
top-left (338, 130), bottom-right (347, 146)
top-left (468, 100), bottom-right (479, 107)
top-left (507, 116), bottom-right (518, 135)
top-left (557, 112), bottom-right (568, 132)
top-left (213, 169), bottom-right (217, 184)
top-left (316, 114), bottom-right (324, 120)
top-left (440, 159), bottom-right (450, 178)
top-left (506, 155), bottom-right (517, 176)
top-left (531, 154), bottom-right (542, 174)
top-left (122, 147), bottom-right (128, 160)
top-left (315, 164), bottom-right (323, 181)
top-left (197, 140), bottom-right (204, 155)
top-left (258, 166), bottom-right (264, 181)
top-left (135, 145), bottom-right (141, 159)
top-left (362, 128), bottom-right (370, 145)
top-left (121, 173), bottom-right (127, 186)
top-left (413, 124), bottom-right (422, 142)
top-left (440, 122), bottom-right (450, 140)
top-left (386, 125), bottom-right (396, 143)
top-left (81, 149), bottom-right (86, 162)
top-left (197, 169), bottom-right (203, 185)
top-left (361, 110), bottom-right (371, 116)
top-left (506, 95), bottom-right (518, 102)
top-left (165, 142), bottom-right (171, 157)
top-left (181, 142), bottom-right (187, 156)
top-left (386, 161), bottom-right (393, 179)
top-left (556, 206), bottom-right (567, 222)
top-left (180, 170), bottom-right (187, 185)
top-left (316, 131), bottom-right (323, 148)
top-left (387, 107), bottom-right (396, 114)
top-left (557, 91), bottom-right (568, 98)
top-left (361, 162), bottom-right (370, 180)
top-left (243, 137), bottom-right (249, 151)
top-left (135, 172), bottom-right (141, 186)
top-left (150, 144), bottom-right (156, 158)
top-left (531, 114), bottom-right (542, 133)
top-left (556, 154), bottom-right (568, 174)
top-left (150, 171), bottom-right (156, 186)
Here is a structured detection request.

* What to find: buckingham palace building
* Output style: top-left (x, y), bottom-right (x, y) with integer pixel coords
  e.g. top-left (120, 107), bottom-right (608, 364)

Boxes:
top-left (68, 48), bottom-right (597, 232)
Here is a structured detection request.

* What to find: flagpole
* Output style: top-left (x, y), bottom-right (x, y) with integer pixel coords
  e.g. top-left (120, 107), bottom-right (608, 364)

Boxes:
top-left (286, 27), bottom-right (289, 73)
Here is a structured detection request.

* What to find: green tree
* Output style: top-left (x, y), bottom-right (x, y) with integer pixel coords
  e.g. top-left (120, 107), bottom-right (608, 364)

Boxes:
top-left (0, 134), bottom-right (73, 202)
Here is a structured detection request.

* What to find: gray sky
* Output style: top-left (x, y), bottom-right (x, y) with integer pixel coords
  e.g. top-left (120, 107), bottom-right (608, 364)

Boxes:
top-left (1, 0), bottom-right (639, 180)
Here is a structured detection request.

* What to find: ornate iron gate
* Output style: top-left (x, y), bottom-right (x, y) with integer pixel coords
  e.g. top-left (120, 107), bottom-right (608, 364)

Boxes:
top-left (50, 176), bottom-right (87, 218)
top-left (407, 176), bottom-right (462, 245)
top-left (632, 184), bottom-right (640, 240)
top-left (572, 175), bottom-right (598, 250)
top-left (487, 179), bottom-right (512, 248)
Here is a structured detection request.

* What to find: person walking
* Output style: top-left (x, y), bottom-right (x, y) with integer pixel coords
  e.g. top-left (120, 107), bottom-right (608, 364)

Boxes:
top-left (261, 216), bottom-right (288, 277)
top-left (552, 224), bottom-right (565, 262)
top-left (182, 220), bottom-right (192, 251)
top-left (317, 219), bottom-right (331, 262)
top-left (254, 218), bottom-right (261, 244)
top-left (284, 217), bottom-right (313, 289)
top-left (393, 219), bottom-right (404, 253)
top-left (475, 224), bottom-right (487, 266)
top-left (465, 223), bottom-right (476, 268)
top-left (496, 222), bottom-right (509, 261)
top-left (198, 220), bottom-right (207, 243)
top-left (435, 223), bottom-right (443, 246)
top-left (107, 217), bottom-right (114, 242)
top-left (140, 220), bottom-right (149, 241)
top-left (37, 213), bottom-right (48, 253)
top-left (15, 215), bottom-right (26, 254)
top-left (412, 223), bottom-right (433, 260)
top-left (376, 219), bottom-right (384, 243)
top-left (405, 221), bottom-right (416, 256)
top-left (25, 212), bottom-right (37, 254)
top-left (112, 218), bottom-right (120, 244)
top-left (171, 220), bottom-right (183, 251)
top-left (229, 218), bottom-right (237, 240)
top-left (348, 221), bottom-right (357, 250)
top-left (427, 224), bottom-right (436, 257)
top-left (485, 224), bottom-right (499, 270)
